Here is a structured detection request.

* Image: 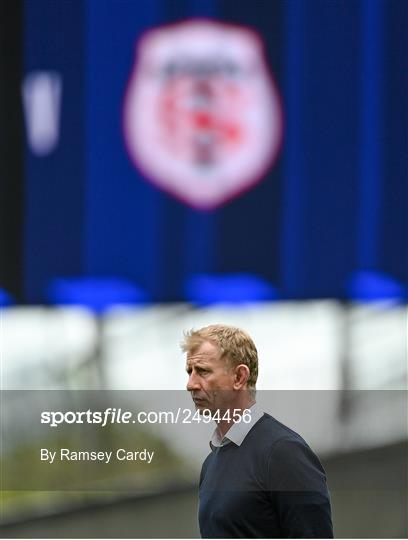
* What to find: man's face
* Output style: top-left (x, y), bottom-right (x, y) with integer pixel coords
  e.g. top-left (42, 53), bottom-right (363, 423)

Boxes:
top-left (186, 340), bottom-right (235, 413)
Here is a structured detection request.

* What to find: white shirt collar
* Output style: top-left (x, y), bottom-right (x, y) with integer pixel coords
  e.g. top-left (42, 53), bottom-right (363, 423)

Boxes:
top-left (210, 402), bottom-right (264, 449)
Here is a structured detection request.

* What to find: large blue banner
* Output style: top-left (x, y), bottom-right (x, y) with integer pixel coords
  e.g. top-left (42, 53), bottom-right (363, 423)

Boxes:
top-left (23, 0), bottom-right (407, 304)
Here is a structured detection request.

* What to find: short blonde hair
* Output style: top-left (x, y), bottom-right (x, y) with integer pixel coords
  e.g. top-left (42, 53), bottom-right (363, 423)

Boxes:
top-left (181, 324), bottom-right (258, 389)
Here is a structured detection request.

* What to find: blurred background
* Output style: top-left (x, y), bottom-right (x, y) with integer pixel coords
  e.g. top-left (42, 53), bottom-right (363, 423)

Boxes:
top-left (0, 0), bottom-right (407, 537)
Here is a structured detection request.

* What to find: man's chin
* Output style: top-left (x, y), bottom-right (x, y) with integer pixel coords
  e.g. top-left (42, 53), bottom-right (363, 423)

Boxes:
top-left (193, 399), bottom-right (211, 412)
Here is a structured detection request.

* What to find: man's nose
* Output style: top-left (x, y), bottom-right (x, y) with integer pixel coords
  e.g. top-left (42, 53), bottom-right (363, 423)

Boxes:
top-left (187, 372), bottom-right (200, 392)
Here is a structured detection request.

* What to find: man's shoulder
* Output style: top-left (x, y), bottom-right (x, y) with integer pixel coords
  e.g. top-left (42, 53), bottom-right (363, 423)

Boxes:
top-left (245, 414), bottom-right (328, 489)
top-left (245, 412), bottom-right (309, 451)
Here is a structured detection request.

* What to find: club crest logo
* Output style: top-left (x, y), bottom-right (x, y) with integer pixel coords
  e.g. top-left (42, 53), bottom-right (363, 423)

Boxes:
top-left (123, 20), bottom-right (283, 210)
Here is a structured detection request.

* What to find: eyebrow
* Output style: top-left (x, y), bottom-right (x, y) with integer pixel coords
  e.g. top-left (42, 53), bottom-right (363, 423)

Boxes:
top-left (186, 362), bottom-right (210, 372)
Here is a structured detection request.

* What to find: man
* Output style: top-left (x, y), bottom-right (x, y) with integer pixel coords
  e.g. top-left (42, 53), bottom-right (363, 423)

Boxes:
top-left (182, 324), bottom-right (333, 538)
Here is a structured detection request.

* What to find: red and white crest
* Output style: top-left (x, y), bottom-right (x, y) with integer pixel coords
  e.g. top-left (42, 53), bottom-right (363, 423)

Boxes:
top-left (123, 20), bottom-right (283, 210)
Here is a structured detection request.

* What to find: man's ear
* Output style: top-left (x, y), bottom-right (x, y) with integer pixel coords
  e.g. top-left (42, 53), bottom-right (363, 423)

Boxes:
top-left (233, 364), bottom-right (250, 390)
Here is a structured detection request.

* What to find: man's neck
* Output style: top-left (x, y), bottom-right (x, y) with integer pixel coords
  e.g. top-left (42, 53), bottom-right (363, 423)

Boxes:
top-left (216, 396), bottom-right (255, 439)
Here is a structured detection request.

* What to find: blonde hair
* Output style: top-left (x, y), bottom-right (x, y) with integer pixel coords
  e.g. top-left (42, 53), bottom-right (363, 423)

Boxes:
top-left (181, 324), bottom-right (258, 390)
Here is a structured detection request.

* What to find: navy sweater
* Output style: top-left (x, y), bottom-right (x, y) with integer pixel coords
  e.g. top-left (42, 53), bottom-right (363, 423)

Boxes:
top-left (199, 414), bottom-right (333, 538)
